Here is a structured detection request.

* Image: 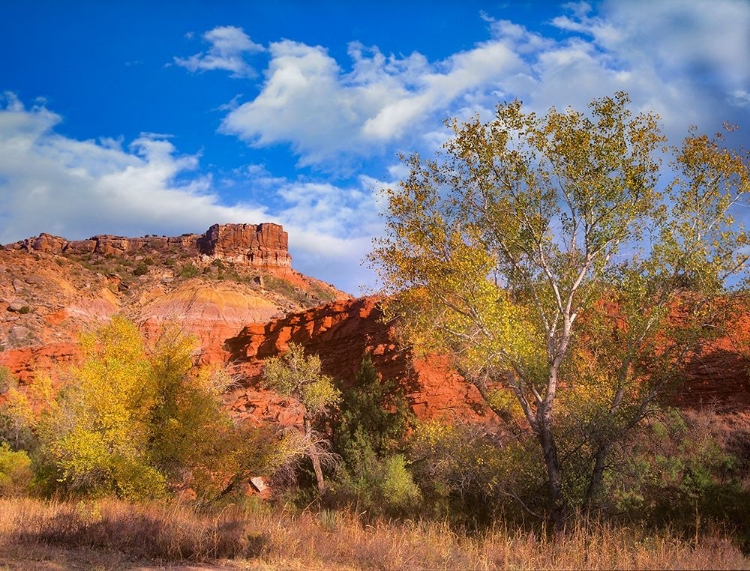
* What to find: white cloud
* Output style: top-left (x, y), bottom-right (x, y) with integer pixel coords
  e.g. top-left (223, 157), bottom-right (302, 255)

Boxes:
top-left (0, 96), bottom-right (377, 293)
top-left (212, 0), bottom-right (749, 167)
top-left (219, 38), bottom-right (525, 166)
top-left (174, 25), bottom-right (264, 78)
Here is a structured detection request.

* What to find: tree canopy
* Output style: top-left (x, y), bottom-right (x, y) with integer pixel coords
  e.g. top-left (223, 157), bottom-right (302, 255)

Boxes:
top-left (370, 91), bottom-right (750, 528)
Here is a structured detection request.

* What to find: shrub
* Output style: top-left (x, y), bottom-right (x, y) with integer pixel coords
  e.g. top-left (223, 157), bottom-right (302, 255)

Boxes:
top-left (330, 357), bottom-right (418, 515)
top-left (605, 407), bottom-right (750, 540)
top-left (36, 318), bottom-right (271, 502)
top-left (132, 263), bottom-right (149, 276)
top-left (0, 443), bottom-right (33, 496)
top-left (407, 420), bottom-right (540, 523)
top-left (179, 262), bottom-right (199, 278)
top-left (333, 356), bottom-right (412, 458)
top-left (0, 366), bottom-right (13, 394)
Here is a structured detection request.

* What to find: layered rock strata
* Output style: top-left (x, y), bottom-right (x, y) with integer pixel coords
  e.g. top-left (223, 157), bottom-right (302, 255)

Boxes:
top-left (225, 297), bottom-right (497, 427)
top-left (4, 223), bottom-right (292, 269)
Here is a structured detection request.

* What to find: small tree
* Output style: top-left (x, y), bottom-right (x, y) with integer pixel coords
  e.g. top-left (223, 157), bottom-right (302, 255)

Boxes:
top-left (370, 92), bottom-right (749, 529)
top-left (145, 323), bottom-right (252, 500)
top-left (38, 317), bottom-right (264, 501)
top-left (334, 355), bottom-right (412, 459)
top-left (263, 343), bottom-right (341, 494)
top-left (331, 356), bottom-right (419, 515)
top-left (0, 368), bottom-right (55, 453)
top-left (41, 317), bottom-right (162, 499)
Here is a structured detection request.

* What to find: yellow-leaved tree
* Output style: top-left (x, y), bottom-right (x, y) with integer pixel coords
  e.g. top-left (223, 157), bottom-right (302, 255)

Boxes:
top-left (370, 92), bottom-right (750, 530)
top-left (38, 317), bottom-right (270, 501)
top-left (263, 343), bottom-right (341, 494)
top-left (40, 317), bottom-right (162, 499)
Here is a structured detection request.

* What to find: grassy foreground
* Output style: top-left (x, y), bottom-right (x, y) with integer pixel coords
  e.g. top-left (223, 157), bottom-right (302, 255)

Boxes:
top-left (0, 498), bottom-right (748, 570)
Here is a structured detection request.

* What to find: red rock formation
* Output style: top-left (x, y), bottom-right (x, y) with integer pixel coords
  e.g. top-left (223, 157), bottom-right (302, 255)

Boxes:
top-left (0, 342), bottom-right (79, 384)
top-left (225, 297), bottom-right (498, 427)
top-left (225, 295), bottom-right (750, 427)
top-left (4, 223), bottom-right (292, 270)
top-left (198, 223), bottom-right (291, 268)
top-left (667, 301), bottom-right (750, 411)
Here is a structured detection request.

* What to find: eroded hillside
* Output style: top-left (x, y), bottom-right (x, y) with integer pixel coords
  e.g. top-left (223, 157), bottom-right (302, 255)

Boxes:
top-left (0, 223), bottom-right (349, 381)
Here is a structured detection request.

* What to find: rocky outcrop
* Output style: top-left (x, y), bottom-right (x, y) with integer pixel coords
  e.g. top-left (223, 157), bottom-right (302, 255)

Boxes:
top-left (197, 223), bottom-right (291, 268)
top-left (225, 297), bottom-right (497, 426)
top-left (4, 223), bottom-right (292, 269)
top-left (0, 225), bottom-right (345, 388)
top-left (667, 301), bottom-right (750, 411)
top-left (0, 342), bottom-right (79, 384)
top-left (7, 232), bottom-right (198, 257)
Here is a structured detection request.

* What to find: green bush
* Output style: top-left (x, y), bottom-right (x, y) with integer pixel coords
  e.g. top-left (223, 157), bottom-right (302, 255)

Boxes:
top-left (380, 455), bottom-right (422, 511)
top-left (330, 356), bottom-right (418, 515)
top-left (133, 263), bottom-right (149, 276)
top-left (179, 262), bottom-right (199, 278)
top-left (0, 443), bottom-right (33, 496)
top-left (333, 356), bottom-right (412, 459)
top-left (605, 408), bottom-right (750, 535)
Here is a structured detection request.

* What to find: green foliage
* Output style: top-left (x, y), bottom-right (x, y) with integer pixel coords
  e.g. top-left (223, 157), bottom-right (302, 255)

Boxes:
top-left (263, 343), bottom-right (341, 493)
top-left (179, 262), bottom-right (199, 278)
top-left (0, 366), bottom-right (13, 395)
top-left (145, 325), bottom-right (254, 500)
top-left (264, 343), bottom-right (340, 418)
top-left (133, 262), bottom-right (149, 276)
top-left (606, 410), bottom-right (746, 521)
top-left (39, 317), bottom-right (157, 498)
top-left (35, 317), bottom-right (265, 501)
top-left (333, 356), bottom-right (412, 458)
top-left (407, 421), bottom-right (542, 523)
top-left (0, 442), bottom-right (33, 496)
top-left (18, 306), bottom-right (31, 315)
top-left (329, 357), bottom-right (419, 515)
top-left (333, 443), bottom-right (421, 516)
top-left (0, 372), bottom-right (54, 452)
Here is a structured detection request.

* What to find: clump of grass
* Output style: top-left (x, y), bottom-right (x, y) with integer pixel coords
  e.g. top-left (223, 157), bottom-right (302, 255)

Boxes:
top-left (0, 498), bottom-right (266, 562)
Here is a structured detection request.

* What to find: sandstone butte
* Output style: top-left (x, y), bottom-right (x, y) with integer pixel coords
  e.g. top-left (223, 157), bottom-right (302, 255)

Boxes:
top-left (1, 222), bottom-right (750, 434)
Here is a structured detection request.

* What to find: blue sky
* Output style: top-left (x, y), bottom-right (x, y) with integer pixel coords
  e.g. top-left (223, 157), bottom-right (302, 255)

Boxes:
top-left (1, 1), bottom-right (749, 293)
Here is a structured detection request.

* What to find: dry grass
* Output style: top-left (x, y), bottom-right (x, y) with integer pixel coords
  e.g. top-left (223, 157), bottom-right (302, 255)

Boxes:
top-left (0, 498), bottom-right (748, 570)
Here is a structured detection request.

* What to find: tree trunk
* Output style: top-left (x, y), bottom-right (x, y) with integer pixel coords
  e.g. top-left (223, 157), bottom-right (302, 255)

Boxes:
top-left (304, 418), bottom-right (326, 494)
top-left (585, 442), bottom-right (610, 508)
top-left (309, 448), bottom-right (326, 494)
top-left (537, 403), bottom-right (566, 534)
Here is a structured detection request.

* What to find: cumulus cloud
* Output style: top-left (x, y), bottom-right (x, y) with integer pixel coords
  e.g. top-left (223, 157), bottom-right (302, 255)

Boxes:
top-left (0, 95), bottom-right (377, 293)
top-left (211, 0), bottom-right (750, 166)
top-left (174, 25), bottom-right (264, 78)
top-left (219, 38), bottom-right (525, 165)
top-left (537, 0), bottom-right (750, 133)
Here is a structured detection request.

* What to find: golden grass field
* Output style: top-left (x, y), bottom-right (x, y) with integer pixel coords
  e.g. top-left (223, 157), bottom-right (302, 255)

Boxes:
top-left (0, 498), bottom-right (748, 570)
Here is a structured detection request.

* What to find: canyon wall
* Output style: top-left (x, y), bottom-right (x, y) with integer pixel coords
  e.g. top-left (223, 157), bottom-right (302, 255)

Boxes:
top-left (4, 223), bottom-right (292, 269)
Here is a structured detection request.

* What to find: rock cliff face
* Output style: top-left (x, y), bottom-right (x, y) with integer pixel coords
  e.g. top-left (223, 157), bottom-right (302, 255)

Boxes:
top-left (197, 223), bottom-right (291, 268)
top-left (2, 222), bottom-right (750, 430)
top-left (225, 297), bottom-right (497, 427)
top-left (5, 223), bottom-right (292, 269)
